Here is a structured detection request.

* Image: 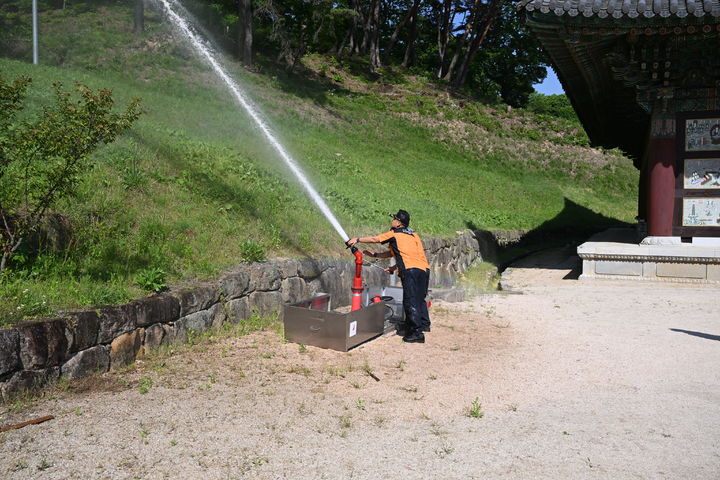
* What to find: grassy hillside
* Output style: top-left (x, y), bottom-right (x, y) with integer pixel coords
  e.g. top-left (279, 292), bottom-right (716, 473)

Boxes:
top-left (0, 1), bottom-right (638, 323)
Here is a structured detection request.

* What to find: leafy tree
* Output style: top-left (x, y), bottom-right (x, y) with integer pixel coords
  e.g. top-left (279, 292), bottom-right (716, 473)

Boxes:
top-left (160, 0), bottom-right (548, 102)
top-left (255, 0), bottom-right (356, 69)
top-left (526, 92), bottom-right (579, 123)
top-left (440, 0), bottom-right (505, 87)
top-left (467, 2), bottom-right (547, 106)
top-left (0, 76), bottom-right (141, 273)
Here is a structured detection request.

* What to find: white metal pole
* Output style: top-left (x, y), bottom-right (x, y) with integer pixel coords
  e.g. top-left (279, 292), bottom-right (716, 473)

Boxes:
top-left (32, 0), bottom-right (38, 64)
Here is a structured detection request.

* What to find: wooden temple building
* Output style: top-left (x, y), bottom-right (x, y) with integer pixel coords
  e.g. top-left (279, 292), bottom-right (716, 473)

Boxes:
top-left (520, 0), bottom-right (720, 281)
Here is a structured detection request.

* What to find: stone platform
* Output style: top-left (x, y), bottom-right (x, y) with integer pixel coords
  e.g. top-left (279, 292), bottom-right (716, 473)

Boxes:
top-left (577, 228), bottom-right (720, 283)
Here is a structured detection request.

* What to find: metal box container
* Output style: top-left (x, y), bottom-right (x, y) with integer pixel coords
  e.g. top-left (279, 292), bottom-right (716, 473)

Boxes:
top-left (283, 293), bottom-right (386, 352)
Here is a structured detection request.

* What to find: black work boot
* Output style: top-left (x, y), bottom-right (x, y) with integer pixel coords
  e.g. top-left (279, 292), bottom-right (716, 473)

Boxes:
top-left (396, 323), bottom-right (410, 337)
top-left (402, 331), bottom-right (425, 343)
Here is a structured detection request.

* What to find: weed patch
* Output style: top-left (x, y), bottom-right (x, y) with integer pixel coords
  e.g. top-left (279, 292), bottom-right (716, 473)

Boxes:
top-left (138, 377), bottom-right (153, 394)
top-left (458, 262), bottom-right (500, 294)
top-left (466, 397), bottom-right (484, 418)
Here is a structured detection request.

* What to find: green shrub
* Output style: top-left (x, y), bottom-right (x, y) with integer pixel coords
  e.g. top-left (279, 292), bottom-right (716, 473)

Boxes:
top-left (135, 267), bottom-right (167, 293)
top-left (0, 75), bottom-right (141, 273)
top-left (239, 240), bottom-right (266, 263)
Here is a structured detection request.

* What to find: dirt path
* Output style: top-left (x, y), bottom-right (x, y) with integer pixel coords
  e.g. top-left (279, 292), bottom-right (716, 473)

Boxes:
top-left (2, 247), bottom-right (720, 479)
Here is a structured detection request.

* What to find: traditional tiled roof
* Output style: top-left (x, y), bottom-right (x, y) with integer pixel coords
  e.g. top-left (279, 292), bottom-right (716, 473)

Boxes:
top-left (519, 0), bottom-right (720, 19)
top-left (519, 0), bottom-right (720, 163)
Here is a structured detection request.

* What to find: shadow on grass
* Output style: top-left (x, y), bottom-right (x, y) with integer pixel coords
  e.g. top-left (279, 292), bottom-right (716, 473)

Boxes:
top-left (154, 139), bottom-right (316, 255)
top-left (468, 197), bottom-right (633, 274)
top-left (250, 53), bottom-right (512, 133)
top-left (62, 129), bottom-right (321, 281)
top-left (255, 59), bottom-right (353, 105)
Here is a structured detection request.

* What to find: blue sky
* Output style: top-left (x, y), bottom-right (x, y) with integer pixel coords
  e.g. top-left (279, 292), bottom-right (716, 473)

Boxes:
top-left (533, 68), bottom-right (565, 95)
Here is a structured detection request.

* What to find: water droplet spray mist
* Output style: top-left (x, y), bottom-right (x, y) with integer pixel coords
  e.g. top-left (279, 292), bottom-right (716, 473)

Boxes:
top-left (154, 0), bottom-right (350, 243)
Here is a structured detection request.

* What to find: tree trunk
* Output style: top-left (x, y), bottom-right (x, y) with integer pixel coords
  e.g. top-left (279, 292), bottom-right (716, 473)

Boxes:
top-left (442, 9), bottom-right (473, 82)
top-left (290, 33), bottom-right (307, 71)
top-left (336, 28), bottom-right (351, 56)
top-left (133, 0), bottom-right (144, 34)
top-left (436, 0), bottom-right (453, 78)
top-left (0, 237), bottom-right (21, 273)
top-left (238, 0), bottom-right (253, 66)
top-left (349, 0), bottom-right (360, 55)
top-left (373, 0), bottom-right (382, 66)
top-left (0, 212), bottom-right (22, 274)
top-left (312, 16), bottom-right (325, 45)
top-left (361, 0), bottom-right (377, 54)
top-left (385, 0), bottom-right (420, 63)
top-left (454, 0), bottom-right (502, 87)
top-left (453, 36), bottom-right (477, 87)
top-left (368, 0), bottom-right (382, 71)
top-left (401, 6), bottom-right (418, 68)
top-left (359, 0), bottom-right (382, 56)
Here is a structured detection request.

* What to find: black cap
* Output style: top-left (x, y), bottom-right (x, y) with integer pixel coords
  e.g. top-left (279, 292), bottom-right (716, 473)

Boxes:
top-left (389, 209), bottom-right (410, 227)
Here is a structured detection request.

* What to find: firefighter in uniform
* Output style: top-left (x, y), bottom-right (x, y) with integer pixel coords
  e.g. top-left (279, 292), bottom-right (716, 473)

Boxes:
top-left (346, 209), bottom-right (430, 343)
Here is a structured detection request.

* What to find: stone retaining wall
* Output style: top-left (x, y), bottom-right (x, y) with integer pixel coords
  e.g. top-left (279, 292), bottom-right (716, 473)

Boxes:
top-left (0, 229), bottom-right (515, 399)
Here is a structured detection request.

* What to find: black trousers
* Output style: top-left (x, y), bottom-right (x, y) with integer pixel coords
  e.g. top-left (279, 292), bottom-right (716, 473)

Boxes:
top-left (402, 268), bottom-right (430, 333)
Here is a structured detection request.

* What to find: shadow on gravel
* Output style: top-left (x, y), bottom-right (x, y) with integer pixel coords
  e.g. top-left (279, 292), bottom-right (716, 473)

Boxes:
top-left (670, 329), bottom-right (720, 342)
top-left (475, 198), bottom-right (631, 276)
top-left (562, 259), bottom-right (583, 280)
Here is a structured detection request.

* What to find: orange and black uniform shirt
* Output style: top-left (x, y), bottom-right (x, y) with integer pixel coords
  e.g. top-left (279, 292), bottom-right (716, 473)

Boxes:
top-left (376, 228), bottom-right (430, 273)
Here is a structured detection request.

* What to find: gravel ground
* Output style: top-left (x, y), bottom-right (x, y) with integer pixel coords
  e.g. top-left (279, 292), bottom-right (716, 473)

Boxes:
top-left (2, 246), bottom-right (719, 479)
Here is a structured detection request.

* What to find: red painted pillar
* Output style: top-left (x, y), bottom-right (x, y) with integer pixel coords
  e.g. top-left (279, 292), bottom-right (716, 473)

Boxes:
top-left (646, 138), bottom-right (676, 236)
top-left (645, 108), bottom-right (677, 237)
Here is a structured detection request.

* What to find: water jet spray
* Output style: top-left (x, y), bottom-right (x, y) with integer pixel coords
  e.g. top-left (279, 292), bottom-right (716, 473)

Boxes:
top-left (155, 0), bottom-right (350, 243)
top-left (156, 0), bottom-right (386, 325)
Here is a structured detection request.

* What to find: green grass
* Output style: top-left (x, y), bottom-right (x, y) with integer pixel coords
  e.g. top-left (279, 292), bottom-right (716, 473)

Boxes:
top-left (0, 2), bottom-right (638, 325)
top-left (466, 397), bottom-right (484, 418)
top-left (137, 377), bottom-right (153, 394)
